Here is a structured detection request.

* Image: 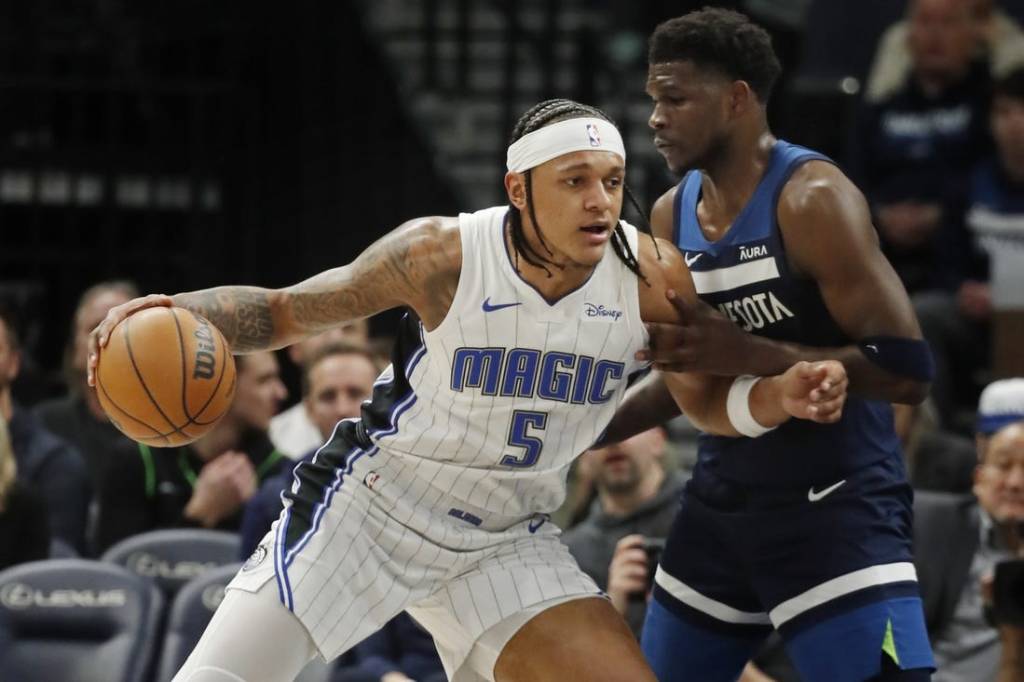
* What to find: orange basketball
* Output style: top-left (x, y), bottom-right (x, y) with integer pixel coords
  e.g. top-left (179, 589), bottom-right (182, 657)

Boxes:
top-left (95, 306), bottom-right (236, 447)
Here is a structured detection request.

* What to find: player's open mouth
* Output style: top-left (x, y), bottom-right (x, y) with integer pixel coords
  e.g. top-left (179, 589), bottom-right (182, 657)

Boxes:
top-left (580, 223), bottom-right (610, 244)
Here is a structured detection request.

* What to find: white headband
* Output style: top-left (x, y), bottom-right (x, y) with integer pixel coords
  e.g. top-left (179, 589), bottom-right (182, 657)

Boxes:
top-left (506, 117), bottom-right (626, 172)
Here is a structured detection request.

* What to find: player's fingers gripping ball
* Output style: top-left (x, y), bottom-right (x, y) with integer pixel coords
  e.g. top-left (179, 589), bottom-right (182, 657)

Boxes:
top-left (95, 307), bottom-right (236, 447)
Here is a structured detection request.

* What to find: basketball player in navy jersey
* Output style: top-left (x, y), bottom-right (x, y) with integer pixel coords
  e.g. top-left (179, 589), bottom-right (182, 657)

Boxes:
top-left (606, 9), bottom-right (937, 682)
top-left (87, 99), bottom-right (846, 682)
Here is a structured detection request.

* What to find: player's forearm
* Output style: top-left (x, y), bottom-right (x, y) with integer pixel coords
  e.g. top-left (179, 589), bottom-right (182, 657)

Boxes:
top-left (172, 287), bottom-right (286, 353)
top-left (598, 372), bottom-right (681, 446)
top-left (733, 335), bottom-right (928, 405)
top-left (671, 375), bottom-right (789, 438)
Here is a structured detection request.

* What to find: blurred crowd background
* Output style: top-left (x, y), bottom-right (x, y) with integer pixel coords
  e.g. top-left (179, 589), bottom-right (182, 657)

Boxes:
top-left (2, 1), bottom-right (1024, 681)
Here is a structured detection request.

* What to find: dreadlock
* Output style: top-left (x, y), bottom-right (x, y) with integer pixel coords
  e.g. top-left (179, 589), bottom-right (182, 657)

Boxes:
top-left (506, 98), bottom-right (659, 282)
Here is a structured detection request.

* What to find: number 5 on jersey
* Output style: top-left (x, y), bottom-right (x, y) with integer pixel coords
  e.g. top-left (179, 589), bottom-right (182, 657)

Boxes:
top-left (500, 410), bottom-right (548, 468)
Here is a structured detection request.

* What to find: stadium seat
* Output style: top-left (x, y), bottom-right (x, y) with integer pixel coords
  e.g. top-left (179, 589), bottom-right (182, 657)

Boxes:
top-left (0, 559), bottom-right (163, 682)
top-left (157, 563), bottom-right (333, 682)
top-left (101, 528), bottom-right (241, 599)
top-left (155, 562), bottom-right (240, 682)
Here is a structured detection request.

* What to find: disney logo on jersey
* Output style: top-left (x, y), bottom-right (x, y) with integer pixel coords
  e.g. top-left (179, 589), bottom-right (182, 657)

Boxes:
top-left (718, 291), bottom-right (795, 332)
top-left (583, 302), bottom-right (622, 322)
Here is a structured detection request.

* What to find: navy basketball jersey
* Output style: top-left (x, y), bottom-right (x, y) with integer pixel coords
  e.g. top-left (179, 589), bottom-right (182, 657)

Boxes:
top-left (673, 140), bottom-right (902, 486)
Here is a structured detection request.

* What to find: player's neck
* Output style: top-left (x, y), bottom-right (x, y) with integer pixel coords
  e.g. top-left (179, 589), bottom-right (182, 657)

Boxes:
top-left (599, 466), bottom-right (666, 517)
top-left (700, 128), bottom-right (775, 222)
top-left (505, 220), bottom-right (594, 302)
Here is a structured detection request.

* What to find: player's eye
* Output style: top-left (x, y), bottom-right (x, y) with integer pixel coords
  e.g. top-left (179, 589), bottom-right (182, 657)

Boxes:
top-left (565, 177), bottom-right (582, 187)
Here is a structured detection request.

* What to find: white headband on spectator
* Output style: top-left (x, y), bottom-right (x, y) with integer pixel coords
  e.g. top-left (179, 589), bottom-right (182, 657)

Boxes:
top-left (506, 117), bottom-right (626, 172)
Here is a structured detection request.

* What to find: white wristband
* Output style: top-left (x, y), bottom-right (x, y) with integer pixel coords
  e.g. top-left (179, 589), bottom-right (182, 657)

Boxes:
top-left (726, 375), bottom-right (777, 438)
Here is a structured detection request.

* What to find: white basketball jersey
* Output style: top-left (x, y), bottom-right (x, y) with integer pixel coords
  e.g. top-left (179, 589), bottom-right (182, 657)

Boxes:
top-left (364, 205), bottom-right (649, 526)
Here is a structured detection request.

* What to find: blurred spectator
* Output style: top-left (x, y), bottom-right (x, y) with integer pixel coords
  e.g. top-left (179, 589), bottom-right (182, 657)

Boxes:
top-left (95, 351), bottom-right (289, 552)
top-left (34, 281), bottom-right (141, 553)
top-left (0, 414), bottom-right (50, 570)
top-left (916, 67), bottom-right (1024, 427)
top-left (893, 402), bottom-right (977, 492)
top-left (850, 0), bottom-right (993, 294)
top-left (561, 427), bottom-right (684, 638)
top-left (915, 378), bottom-right (1024, 680)
top-left (334, 612), bottom-right (445, 682)
top-left (866, 0), bottom-right (1024, 104)
top-left (270, 321), bottom-right (370, 459)
top-left (0, 305), bottom-right (90, 551)
top-left (240, 342), bottom-right (376, 558)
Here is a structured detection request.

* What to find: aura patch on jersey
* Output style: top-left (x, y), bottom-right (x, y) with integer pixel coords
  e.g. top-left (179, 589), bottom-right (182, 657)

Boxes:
top-left (449, 347), bottom-right (625, 404)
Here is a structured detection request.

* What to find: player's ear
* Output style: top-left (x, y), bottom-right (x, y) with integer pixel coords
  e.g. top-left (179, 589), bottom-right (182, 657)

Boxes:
top-left (505, 171), bottom-right (528, 210)
top-left (728, 80), bottom-right (755, 118)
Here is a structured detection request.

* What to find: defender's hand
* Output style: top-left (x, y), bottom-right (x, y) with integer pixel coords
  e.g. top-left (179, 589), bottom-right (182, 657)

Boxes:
top-left (638, 290), bottom-right (749, 374)
top-left (779, 361), bottom-right (847, 423)
top-left (87, 294), bottom-right (175, 387)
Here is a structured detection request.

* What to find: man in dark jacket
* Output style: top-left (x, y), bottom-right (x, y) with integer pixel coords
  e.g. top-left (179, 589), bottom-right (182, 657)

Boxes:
top-left (562, 426), bottom-right (685, 638)
top-left (0, 306), bottom-right (89, 552)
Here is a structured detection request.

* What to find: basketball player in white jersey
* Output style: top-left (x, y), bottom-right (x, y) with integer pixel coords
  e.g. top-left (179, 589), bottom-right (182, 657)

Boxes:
top-left (87, 99), bottom-right (847, 682)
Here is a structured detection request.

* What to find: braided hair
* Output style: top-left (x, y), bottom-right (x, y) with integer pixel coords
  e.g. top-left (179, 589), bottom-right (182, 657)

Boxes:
top-left (506, 98), bottom-right (658, 281)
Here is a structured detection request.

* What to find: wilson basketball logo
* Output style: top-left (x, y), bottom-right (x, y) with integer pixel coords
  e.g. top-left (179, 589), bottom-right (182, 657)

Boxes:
top-left (192, 316), bottom-right (217, 380)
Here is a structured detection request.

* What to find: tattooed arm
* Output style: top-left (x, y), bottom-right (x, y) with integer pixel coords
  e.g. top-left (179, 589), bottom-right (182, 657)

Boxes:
top-left (87, 216), bottom-right (462, 385)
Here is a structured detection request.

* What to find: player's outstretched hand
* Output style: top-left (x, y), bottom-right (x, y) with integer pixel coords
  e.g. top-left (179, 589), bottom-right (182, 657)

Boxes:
top-left (86, 294), bottom-right (175, 387)
top-left (779, 360), bottom-right (847, 423)
top-left (638, 290), bottom-right (750, 374)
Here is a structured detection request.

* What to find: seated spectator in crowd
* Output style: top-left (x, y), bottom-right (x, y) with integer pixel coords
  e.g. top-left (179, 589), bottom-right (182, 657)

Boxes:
top-left (0, 414), bottom-right (49, 570)
top-left (893, 402), bottom-right (977, 492)
top-left (917, 67), bottom-right (1024, 427)
top-left (866, 0), bottom-right (1024, 104)
top-left (561, 427), bottom-right (684, 638)
top-left (850, 0), bottom-right (994, 294)
top-left (334, 612), bottom-right (445, 682)
top-left (915, 378), bottom-right (1024, 680)
top-left (270, 320), bottom-right (370, 459)
top-left (240, 342), bottom-right (377, 558)
top-left (95, 351), bottom-right (289, 553)
top-left (0, 305), bottom-right (90, 552)
top-left (34, 280), bottom-right (142, 553)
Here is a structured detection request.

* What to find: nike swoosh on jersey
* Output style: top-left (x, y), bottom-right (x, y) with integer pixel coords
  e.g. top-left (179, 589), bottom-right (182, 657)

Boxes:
top-left (482, 297), bottom-right (522, 313)
top-left (527, 514), bottom-right (549, 533)
top-left (807, 479), bottom-right (846, 502)
top-left (684, 252), bottom-right (703, 267)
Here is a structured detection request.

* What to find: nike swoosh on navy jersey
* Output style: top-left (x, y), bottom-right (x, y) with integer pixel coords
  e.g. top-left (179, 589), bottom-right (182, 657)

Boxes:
top-left (684, 252), bottom-right (703, 267)
top-left (807, 479), bottom-right (846, 502)
top-left (482, 297), bottom-right (522, 313)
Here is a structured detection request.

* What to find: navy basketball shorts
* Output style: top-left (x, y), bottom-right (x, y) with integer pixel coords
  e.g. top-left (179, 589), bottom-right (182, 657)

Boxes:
top-left (641, 455), bottom-right (935, 681)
